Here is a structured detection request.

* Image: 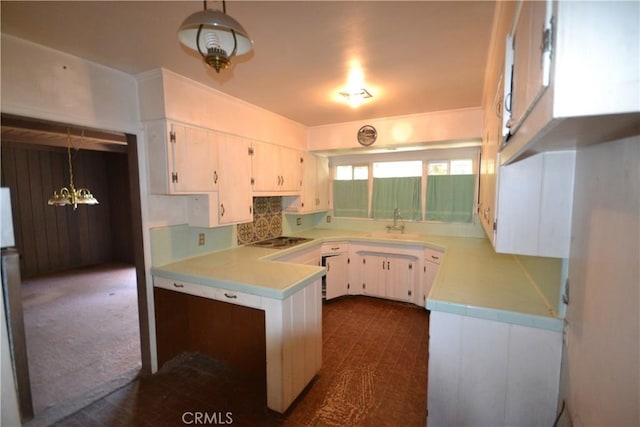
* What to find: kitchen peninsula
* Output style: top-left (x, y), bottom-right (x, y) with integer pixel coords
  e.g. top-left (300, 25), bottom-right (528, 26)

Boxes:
top-left (151, 245), bottom-right (324, 414)
top-left (152, 229), bottom-right (563, 421)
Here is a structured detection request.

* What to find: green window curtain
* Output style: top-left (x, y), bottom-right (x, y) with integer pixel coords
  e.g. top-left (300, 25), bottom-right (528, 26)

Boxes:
top-left (333, 180), bottom-right (369, 217)
top-left (371, 177), bottom-right (422, 220)
top-left (425, 175), bottom-right (476, 222)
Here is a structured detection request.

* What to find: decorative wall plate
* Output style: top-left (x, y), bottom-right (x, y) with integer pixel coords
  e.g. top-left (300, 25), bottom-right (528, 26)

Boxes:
top-left (357, 125), bottom-right (377, 146)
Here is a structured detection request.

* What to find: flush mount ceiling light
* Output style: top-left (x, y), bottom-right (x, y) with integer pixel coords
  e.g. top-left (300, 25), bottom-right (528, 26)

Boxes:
top-left (339, 88), bottom-right (373, 101)
top-left (177, 0), bottom-right (253, 73)
top-left (338, 88), bottom-right (373, 108)
top-left (48, 129), bottom-right (99, 210)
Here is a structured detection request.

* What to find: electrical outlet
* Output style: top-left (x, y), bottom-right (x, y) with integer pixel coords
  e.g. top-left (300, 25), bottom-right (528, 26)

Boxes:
top-left (198, 233), bottom-right (205, 246)
top-left (296, 217), bottom-right (302, 226)
top-left (326, 215), bottom-right (332, 223)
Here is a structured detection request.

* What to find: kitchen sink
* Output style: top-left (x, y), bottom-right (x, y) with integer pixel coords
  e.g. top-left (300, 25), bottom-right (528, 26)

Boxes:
top-left (365, 232), bottom-right (424, 241)
top-left (249, 236), bottom-right (313, 249)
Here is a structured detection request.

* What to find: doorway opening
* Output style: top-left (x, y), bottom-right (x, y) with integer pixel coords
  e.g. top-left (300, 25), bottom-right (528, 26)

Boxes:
top-left (0, 114), bottom-right (150, 425)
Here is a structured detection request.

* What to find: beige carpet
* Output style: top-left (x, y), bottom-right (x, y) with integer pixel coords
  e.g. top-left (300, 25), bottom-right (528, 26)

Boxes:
top-left (21, 263), bottom-right (142, 426)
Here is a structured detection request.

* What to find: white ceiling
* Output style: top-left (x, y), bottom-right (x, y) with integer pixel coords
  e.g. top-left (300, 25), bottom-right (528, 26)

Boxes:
top-left (0, 1), bottom-right (496, 127)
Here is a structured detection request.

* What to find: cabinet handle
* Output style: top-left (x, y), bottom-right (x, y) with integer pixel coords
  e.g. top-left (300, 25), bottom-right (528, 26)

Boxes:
top-left (224, 293), bottom-right (237, 299)
top-left (387, 261), bottom-right (390, 270)
top-left (331, 247), bottom-right (340, 251)
top-left (431, 255), bottom-right (439, 260)
top-left (220, 204), bottom-right (225, 216)
top-left (173, 283), bottom-right (184, 288)
top-left (382, 260), bottom-right (386, 270)
top-left (281, 175), bottom-right (285, 186)
top-left (213, 171), bottom-right (218, 184)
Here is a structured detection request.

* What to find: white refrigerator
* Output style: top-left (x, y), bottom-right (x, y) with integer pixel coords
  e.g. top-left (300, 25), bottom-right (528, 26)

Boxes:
top-left (1, 187), bottom-right (34, 422)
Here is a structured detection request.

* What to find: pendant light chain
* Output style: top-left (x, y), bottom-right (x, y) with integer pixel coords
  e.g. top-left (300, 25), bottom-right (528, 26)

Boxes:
top-left (67, 130), bottom-right (76, 192)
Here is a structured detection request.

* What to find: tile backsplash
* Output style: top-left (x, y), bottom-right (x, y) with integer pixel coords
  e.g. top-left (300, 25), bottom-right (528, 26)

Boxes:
top-left (237, 197), bottom-right (282, 245)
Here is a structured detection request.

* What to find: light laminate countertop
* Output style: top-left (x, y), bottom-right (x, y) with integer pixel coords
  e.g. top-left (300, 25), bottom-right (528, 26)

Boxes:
top-left (151, 228), bottom-right (563, 331)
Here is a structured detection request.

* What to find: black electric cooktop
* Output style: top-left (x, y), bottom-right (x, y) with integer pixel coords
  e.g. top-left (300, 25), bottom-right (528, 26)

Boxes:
top-left (248, 236), bottom-right (313, 249)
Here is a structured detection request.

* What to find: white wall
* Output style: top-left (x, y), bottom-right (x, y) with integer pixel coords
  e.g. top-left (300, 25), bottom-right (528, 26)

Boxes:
top-left (0, 33), bottom-right (159, 371)
top-left (560, 135), bottom-right (639, 425)
top-left (136, 68), bottom-right (308, 151)
top-left (307, 107), bottom-right (482, 152)
top-left (1, 35), bottom-right (140, 134)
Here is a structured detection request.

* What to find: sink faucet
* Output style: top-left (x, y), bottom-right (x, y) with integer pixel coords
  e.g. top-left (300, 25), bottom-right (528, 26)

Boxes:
top-left (386, 208), bottom-right (405, 233)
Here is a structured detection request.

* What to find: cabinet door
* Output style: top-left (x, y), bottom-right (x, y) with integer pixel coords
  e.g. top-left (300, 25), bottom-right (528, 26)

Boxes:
top-left (508, 0), bottom-right (551, 132)
top-left (172, 124), bottom-right (217, 193)
top-left (316, 156), bottom-right (330, 210)
top-left (218, 135), bottom-right (253, 225)
top-left (282, 153), bottom-right (330, 214)
top-left (494, 150), bottom-right (575, 258)
top-left (299, 153), bottom-right (317, 211)
top-left (479, 78), bottom-right (502, 242)
top-left (325, 253), bottom-right (349, 300)
top-left (360, 255), bottom-right (384, 297)
top-left (251, 141), bottom-right (278, 192)
top-left (423, 260), bottom-right (439, 306)
top-left (279, 147), bottom-right (302, 192)
top-left (385, 257), bottom-right (415, 303)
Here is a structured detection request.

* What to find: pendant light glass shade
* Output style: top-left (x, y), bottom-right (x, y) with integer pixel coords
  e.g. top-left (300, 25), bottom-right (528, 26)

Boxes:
top-left (177, 3), bottom-right (253, 73)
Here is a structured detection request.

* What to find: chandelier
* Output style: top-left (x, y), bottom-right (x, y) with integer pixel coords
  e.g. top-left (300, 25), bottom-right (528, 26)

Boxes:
top-left (47, 130), bottom-right (99, 210)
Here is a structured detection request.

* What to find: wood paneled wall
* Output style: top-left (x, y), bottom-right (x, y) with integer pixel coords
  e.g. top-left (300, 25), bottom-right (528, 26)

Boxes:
top-left (1, 142), bottom-right (134, 278)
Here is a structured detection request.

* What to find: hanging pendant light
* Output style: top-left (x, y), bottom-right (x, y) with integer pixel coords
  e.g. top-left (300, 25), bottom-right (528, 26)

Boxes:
top-left (47, 129), bottom-right (99, 210)
top-left (177, 0), bottom-right (253, 73)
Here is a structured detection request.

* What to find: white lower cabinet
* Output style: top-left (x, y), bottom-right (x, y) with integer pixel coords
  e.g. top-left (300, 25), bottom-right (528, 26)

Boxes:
top-left (423, 248), bottom-right (443, 305)
top-left (353, 244), bottom-right (422, 303)
top-left (324, 253), bottom-right (349, 300)
top-left (427, 311), bottom-right (562, 426)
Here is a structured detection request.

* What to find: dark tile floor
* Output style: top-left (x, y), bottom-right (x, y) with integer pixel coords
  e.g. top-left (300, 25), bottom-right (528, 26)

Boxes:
top-left (53, 296), bottom-right (429, 427)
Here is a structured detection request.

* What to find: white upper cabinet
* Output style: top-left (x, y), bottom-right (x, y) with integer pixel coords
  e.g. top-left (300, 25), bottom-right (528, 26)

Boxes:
top-left (251, 141), bottom-right (302, 195)
top-left (282, 153), bottom-right (330, 214)
top-left (187, 134), bottom-right (253, 227)
top-left (480, 1), bottom-right (576, 258)
top-left (145, 120), bottom-right (218, 194)
top-left (501, 0), bottom-right (640, 164)
top-left (507, 0), bottom-right (552, 134)
top-left (492, 150), bottom-right (575, 258)
top-left (217, 135), bottom-right (254, 225)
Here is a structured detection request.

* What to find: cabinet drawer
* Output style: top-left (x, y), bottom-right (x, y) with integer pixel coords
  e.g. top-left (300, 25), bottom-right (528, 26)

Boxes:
top-left (154, 276), bottom-right (205, 297)
top-left (322, 242), bottom-right (348, 254)
top-left (154, 276), bottom-right (261, 309)
top-left (212, 288), bottom-right (262, 309)
top-left (425, 249), bottom-right (444, 264)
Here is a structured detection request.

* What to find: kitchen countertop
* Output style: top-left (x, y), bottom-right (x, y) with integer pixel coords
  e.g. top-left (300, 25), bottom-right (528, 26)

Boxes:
top-left (151, 228), bottom-right (563, 331)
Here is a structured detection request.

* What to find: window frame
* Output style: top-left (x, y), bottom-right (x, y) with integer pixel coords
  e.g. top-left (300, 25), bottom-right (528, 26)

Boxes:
top-left (329, 147), bottom-right (480, 222)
